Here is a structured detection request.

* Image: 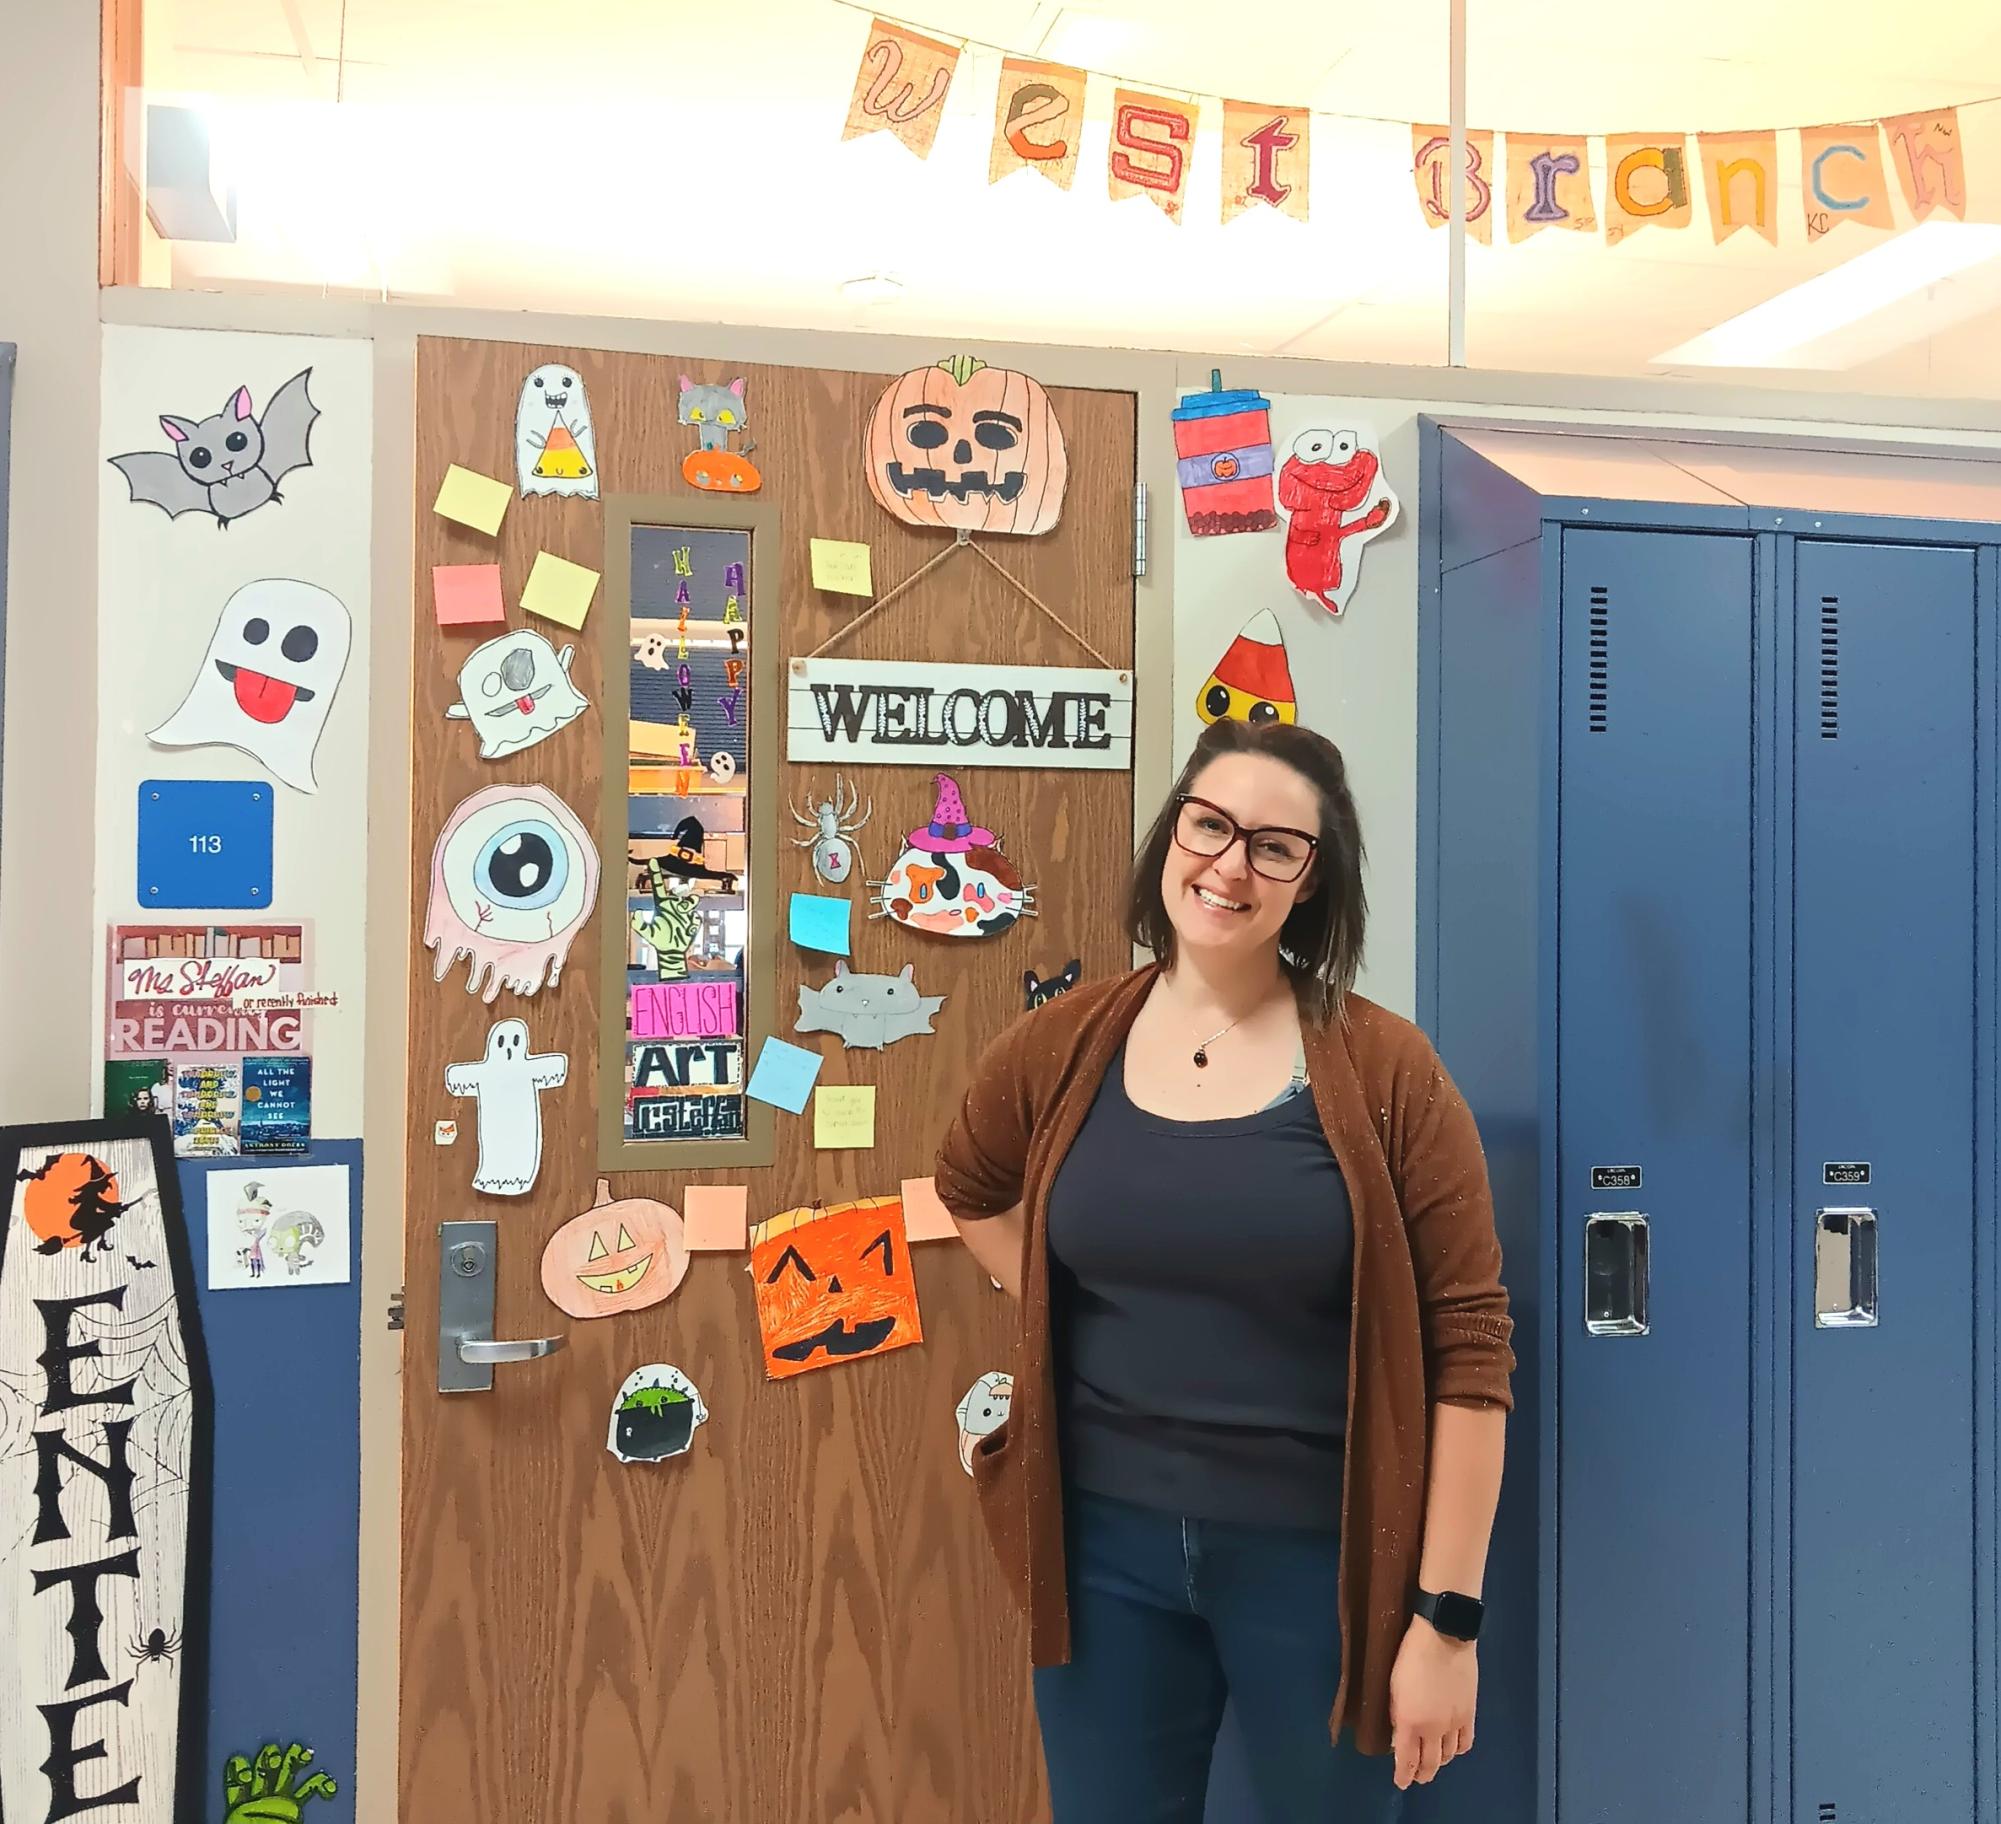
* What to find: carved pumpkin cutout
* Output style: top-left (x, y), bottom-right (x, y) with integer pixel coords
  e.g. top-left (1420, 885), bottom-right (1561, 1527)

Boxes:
top-left (865, 356), bottom-right (1068, 537)
top-left (749, 1195), bottom-right (923, 1380)
top-left (540, 1177), bottom-right (689, 1320)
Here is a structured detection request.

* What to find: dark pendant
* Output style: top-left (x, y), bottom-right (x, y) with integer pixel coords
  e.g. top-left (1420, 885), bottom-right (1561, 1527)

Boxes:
top-left (1192, 1049), bottom-right (1209, 1068)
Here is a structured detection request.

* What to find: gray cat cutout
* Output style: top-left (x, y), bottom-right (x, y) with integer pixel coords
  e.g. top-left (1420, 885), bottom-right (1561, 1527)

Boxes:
top-left (796, 961), bottom-right (943, 1051)
top-left (109, 369), bottom-right (319, 528)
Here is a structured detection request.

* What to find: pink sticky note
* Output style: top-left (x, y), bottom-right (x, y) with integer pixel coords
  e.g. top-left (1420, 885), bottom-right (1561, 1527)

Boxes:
top-left (684, 1185), bottom-right (749, 1252)
top-left (433, 563), bottom-right (505, 628)
top-left (900, 1176), bottom-right (960, 1243)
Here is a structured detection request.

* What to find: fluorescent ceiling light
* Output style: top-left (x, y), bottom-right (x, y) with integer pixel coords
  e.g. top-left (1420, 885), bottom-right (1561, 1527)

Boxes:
top-left (1655, 221), bottom-right (2001, 370)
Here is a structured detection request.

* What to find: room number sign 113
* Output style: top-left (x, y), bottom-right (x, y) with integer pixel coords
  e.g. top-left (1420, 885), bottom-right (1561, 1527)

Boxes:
top-left (137, 779), bottom-right (273, 910)
top-left (188, 834), bottom-right (225, 854)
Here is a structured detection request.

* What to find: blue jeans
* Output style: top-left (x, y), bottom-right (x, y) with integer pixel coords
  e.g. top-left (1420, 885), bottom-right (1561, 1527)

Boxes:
top-left (1034, 1489), bottom-right (1407, 1824)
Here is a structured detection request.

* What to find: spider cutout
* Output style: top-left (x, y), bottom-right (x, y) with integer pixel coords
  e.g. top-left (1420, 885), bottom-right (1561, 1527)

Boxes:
top-left (131, 1624), bottom-right (182, 1669)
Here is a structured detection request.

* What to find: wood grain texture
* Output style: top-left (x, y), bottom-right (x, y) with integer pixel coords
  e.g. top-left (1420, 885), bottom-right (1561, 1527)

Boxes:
top-left (403, 337), bottom-right (1135, 1824)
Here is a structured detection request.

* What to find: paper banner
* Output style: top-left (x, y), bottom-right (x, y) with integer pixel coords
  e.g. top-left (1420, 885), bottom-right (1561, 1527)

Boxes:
top-left (1882, 109), bottom-right (1966, 223)
top-left (1505, 134), bottom-right (1595, 240)
top-left (955, 1372), bottom-right (1014, 1473)
top-left (541, 1178), bottom-right (689, 1319)
top-left (864, 356), bottom-right (1069, 537)
top-left (1221, 101), bottom-right (1310, 225)
top-left (798, 961), bottom-right (943, 1049)
top-left (750, 1196), bottom-right (921, 1379)
top-left (148, 578), bottom-right (352, 795)
top-left (109, 367), bottom-right (318, 528)
top-left (444, 627), bottom-right (589, 759)
top-left (444, 1018), bottom-right (567, 1196)
top-left (871, 773), bottom-right (1037, 937)
top-left (1109, 88), bottom-right (1199, 223)
top-left (1412, 125), bottom-right (1495, 243)
top-left (841, 16), bottom-right (960, 159)
top-left (425, 783), bottom-right (601, 1001)
top-left (990, 57), bottom-right (1086, 189)
top-left (684, 1184), bottom-right (749, 1252)
top-left (1604, 134), bottom-right (1692, 244)
top-left (515, 363), bottom-right (598, 500)
top-left (1800, 124), bottom-right (1895, 241)
top-left (1699, 132), bottom-right (1779, 245)
top-left (607, 1364), bottom-right (709, 1463)
top-left (206, 1163), bottom-right (351, 1287)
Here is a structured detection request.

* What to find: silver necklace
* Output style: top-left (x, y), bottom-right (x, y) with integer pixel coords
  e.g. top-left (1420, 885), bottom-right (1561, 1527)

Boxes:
top-left (1192, 1015), bottom-right (1245, 1070)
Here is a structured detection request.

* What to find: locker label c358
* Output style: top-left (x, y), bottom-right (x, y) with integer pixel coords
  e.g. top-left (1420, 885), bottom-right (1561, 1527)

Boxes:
top-left (1823, 1162), bottom-right (1871, 1185)
top-left (1590, 1165), bottom-right (1642, 1190)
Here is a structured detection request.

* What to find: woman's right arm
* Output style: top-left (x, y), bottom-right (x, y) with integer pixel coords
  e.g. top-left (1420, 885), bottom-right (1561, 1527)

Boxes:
top-left (953, 1206), bottom-right (1025, 1299)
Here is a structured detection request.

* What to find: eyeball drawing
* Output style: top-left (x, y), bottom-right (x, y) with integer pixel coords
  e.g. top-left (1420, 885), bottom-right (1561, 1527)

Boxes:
top-left (424, 783), bottom-right (602, 1002)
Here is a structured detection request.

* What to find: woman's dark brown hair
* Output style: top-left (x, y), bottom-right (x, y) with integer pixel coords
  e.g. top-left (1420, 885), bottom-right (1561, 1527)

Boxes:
top-left (1125, 719), bottom-right (1367, 1021)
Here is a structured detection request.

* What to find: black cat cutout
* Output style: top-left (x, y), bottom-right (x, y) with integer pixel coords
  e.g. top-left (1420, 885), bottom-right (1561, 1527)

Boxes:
top-left (1024, 960), bottom-right (1082, 1010)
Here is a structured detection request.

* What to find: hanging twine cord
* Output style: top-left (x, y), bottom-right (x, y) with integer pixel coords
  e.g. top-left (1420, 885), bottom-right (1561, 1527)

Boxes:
top-left (802, 528), bottom-right (1121, 672)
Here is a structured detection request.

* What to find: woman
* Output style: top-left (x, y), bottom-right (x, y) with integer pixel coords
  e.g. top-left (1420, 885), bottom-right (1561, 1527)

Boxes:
top-left (934, 718), bottom-right (1514, 1822)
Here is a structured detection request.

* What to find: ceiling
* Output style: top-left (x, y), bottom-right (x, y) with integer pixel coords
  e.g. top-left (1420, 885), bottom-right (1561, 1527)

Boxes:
top-left (137, 0), bottom-right (2001, 395)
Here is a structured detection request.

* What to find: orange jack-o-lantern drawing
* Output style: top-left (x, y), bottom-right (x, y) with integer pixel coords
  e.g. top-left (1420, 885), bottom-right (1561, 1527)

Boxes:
top-left (540, 1178), bottom-right (689, 1320)
top-left (864, 356), bottom-right (1068, 537)
top-left (749, 1194), bottom-right (922, 1380)
top-left (681, 447), bottom-right (763, 494)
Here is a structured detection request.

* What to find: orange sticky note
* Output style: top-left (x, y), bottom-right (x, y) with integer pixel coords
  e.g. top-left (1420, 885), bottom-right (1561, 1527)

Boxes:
top-left (432, 563), bottom-right (505, 628)
top-left (521, 550), bottom-right (600, 630)
top-left (899, 1176), bottom-right (959, 1243)
top-left (684, 1185), bottom-right (749, 1252)
top-left (433, 463), bottom-right (512, 535)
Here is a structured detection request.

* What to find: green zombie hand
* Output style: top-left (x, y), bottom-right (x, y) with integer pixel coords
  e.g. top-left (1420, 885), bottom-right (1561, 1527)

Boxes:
top-left (222, 1742), bottom-right (339, 1822)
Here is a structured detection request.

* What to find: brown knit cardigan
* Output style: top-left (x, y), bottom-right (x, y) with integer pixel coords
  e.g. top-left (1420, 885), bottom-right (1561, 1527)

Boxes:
top-left (932, 964), bottom-right (1516, 1757)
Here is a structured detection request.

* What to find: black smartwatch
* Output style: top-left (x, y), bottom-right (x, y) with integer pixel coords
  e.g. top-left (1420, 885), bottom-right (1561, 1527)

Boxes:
top-left (1413, 1586), bottom-right (1485, 1642)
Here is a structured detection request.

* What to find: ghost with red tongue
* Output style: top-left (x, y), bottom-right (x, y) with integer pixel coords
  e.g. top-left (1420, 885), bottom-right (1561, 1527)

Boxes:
top-left (149, 577), bottom-right (351, 792)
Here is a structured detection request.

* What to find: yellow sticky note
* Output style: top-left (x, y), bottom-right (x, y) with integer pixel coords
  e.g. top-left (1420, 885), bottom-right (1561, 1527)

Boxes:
top-left (814, 1085), bottom-right (877, 1150)
top-left (521, 550), bottom-right (601, 630)
top-left (899, 1176), bottom-right (959, 1243)
top-left (810, 538), bottom-right (874, 596)
top-left (433, 463), bottom-right (512, 536)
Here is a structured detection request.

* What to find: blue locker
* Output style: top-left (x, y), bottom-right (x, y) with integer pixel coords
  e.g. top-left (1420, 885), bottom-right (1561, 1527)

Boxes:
top-left (1789, 540), bottom-right (1978, 1822)
top-left (1417, 425), bottom-right (2001, 1824)
top-left (1557, 528), bottom-right (1756, 1824)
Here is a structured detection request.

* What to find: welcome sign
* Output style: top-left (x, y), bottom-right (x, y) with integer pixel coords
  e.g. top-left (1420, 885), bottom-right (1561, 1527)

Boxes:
top-left (0, 1118), bottom-right (209, 1824)
top-left (787, 658), bottom-right (1132, 771)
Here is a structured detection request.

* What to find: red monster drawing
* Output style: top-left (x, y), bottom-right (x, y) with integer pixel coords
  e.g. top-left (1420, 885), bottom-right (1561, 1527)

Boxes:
top-left (1276, 429), bottom-right (1399, 616)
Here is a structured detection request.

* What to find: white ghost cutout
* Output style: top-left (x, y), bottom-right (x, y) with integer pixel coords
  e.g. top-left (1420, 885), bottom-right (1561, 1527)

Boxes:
top-left (516, 363), bottom-right (599, 499)
top-left (443, 1017), bottom-right (567, 1196)
top-left (445, 627), bottom-right (590, 759)
top-left (148, 578), bottom-right (351, 793)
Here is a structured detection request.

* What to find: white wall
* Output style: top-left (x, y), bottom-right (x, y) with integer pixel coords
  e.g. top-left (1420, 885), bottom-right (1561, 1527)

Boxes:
top-left (1173, 372), bottom-right (2001, 1016)
top-left (95, 325), bottom-right (373, 1134)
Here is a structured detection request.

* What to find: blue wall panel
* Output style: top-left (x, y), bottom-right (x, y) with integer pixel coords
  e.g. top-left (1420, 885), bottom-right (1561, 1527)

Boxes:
top-left (177, 1140), bottom-right (361, 1819)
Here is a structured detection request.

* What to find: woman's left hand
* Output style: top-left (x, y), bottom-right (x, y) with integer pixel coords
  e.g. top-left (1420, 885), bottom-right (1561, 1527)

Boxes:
top-left (1388, 1615), bottom-right (1478, 1790)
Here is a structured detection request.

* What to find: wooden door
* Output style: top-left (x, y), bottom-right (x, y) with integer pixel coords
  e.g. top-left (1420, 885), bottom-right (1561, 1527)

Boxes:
top-left (402, 336), bottom-right (1136, 1823)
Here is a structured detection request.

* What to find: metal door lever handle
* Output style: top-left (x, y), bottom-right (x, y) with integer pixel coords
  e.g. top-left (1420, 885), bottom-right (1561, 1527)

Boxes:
top-left (457, 1336), bottom-right (565, 1364)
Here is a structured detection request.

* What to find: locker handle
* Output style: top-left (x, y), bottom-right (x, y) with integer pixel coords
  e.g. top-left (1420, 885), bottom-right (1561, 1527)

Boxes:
top-left (1584, 1212), bottom-right (1649, 1337)
top-left (1814, 1207), bottom-right (1878, 1330)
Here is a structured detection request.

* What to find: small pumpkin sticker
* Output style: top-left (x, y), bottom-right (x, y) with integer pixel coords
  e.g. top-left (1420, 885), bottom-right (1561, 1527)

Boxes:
top-left (540, 1177), bottom-right (690, 1320)
top-left (864, 355), bottom-right (1068, 537)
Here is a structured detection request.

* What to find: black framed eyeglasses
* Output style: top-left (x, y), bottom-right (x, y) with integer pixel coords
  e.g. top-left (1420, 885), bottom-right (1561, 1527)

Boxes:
top-left (1172, 795), bottom-right (1318, 883)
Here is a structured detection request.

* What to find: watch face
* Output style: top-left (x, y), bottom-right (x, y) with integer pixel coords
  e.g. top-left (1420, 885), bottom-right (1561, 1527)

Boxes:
top-left (1433, 1592), bottom-right (1484, 1639)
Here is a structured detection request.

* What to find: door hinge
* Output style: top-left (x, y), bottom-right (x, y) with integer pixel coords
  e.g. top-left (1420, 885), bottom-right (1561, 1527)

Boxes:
top-left (386, 1287), bottom-right (405, 1333)
top-left (1133, 481), bottom-right (1149, 578)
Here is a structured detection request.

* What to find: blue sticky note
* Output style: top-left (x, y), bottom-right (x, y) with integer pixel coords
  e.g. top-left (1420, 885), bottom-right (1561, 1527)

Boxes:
top-left (745, 1038), bottom-right (823, 1115)
top-left (137, 779), bottom-right (274, 909)
top-left (789, 892), bottom-right (852, 956)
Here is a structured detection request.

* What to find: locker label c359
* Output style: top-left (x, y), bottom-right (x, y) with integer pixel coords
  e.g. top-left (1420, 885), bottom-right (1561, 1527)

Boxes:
top-left (1823, 1162), bottom-right (1871, 1185)
top-left (1590, 1165), bottom-right (1642, 1190)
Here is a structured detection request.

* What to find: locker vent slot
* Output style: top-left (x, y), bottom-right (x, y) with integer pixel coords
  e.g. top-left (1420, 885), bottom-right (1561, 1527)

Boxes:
top-left (1819, 595), bottom-right (1839, 740)
top-left (1587, 586), bottom-right (1610, 733)
top-left (1818, 1806), bottom-right (1837, 1823)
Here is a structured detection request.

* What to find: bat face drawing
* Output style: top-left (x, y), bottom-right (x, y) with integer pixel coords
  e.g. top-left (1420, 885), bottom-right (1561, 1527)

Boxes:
top-left (109, 369), bottom-right (320, 527)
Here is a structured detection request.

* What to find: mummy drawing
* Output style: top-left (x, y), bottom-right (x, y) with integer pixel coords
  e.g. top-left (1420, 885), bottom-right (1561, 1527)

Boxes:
top-left (515, 364), bottom-right (598, 499)
top-left (443, 1019), bottom-right (568, 1197)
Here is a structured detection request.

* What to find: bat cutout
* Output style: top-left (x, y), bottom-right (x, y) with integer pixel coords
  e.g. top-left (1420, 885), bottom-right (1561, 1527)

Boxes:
top-left (125, 1255), bottom-right (160, 1269)
top-left (110, 369), bottom-right (320, 529)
